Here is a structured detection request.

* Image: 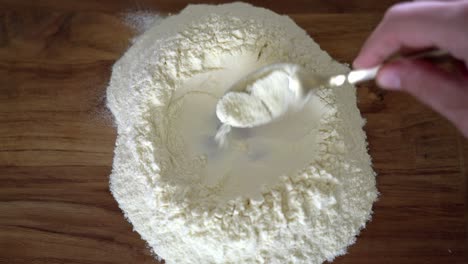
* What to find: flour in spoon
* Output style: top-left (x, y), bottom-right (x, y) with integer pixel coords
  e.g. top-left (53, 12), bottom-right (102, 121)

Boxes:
top-left (216, 67), bottom-right (301, 145)
top-left (216, 91), bottom-right (272, 128)
top-left (107, 3), bottom-right (378, 264)
top-left (216, 66), bottom-right (301, 128)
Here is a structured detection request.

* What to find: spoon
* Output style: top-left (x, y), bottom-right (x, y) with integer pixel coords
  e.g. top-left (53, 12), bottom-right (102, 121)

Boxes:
top-left (216, 49), bottom-right (450, 128)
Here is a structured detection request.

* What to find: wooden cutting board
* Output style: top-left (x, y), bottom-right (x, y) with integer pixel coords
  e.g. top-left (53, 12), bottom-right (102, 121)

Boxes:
top-left (0, 1), bottom-right (466, 263)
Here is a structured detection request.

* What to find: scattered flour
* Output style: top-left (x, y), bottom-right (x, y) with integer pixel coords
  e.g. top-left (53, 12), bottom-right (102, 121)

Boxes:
top-left (107, 3), bottom-right (377, 264)
top-left (123, 11), bottom-right (164, 42)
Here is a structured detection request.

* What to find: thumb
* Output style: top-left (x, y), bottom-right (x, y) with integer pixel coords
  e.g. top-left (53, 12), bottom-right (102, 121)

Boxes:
top-left (376, 59), bottom-right (468, 136)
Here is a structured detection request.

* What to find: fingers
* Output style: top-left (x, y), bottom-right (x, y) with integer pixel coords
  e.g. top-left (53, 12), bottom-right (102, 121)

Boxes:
top-left (377, 59), bottom-right (468, 136)
top-left (353, 1), bottom-right (468, 68)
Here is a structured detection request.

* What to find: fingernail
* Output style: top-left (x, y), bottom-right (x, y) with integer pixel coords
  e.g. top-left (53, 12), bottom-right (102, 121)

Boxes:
top-left (377, 69), bottom-right (401, 90)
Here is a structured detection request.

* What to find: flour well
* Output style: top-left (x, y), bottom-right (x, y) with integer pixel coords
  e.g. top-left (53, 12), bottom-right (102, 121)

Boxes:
top-left (107, 3), bottom-right (377, 264)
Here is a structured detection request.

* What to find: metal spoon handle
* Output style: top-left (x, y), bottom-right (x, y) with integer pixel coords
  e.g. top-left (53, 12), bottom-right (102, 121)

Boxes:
top-left (345, 49), bottom-right (451, 85)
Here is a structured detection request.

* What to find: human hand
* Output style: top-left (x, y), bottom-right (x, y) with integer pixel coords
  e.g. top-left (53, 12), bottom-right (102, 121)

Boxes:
top-left (353, 0), bottom-right (468, 137)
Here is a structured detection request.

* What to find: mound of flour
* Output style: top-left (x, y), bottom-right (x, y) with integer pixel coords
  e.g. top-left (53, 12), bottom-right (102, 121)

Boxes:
top-left (107, 3), bottom-right (377, 264)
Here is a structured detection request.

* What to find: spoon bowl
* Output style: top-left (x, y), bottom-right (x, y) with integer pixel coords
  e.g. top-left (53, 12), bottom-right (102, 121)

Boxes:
top-left (217, 49), bottom-right (450, 129)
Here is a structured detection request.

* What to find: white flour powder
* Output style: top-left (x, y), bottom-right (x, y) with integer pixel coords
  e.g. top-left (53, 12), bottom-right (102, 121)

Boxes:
top-left (217, 91), bottom-right (272, 128)
top-left (216, 68), bottom-right (298, 128)
top-left (123, 11), bottom-right (164, 35)
top-left (107, 3), bottom-right (377, 264)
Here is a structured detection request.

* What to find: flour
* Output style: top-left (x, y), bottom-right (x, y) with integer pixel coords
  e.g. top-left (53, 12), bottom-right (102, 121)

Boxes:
top-left (214, 123), bottom-right (232, 147)
top-left (217, 69), bottom-right (297, 128)
top-left (123, 11), bottom-right (164, 35)
top-left (216, 92), bottom-right (272, 128)
top-left (107, 3), bottom-right (378, 264)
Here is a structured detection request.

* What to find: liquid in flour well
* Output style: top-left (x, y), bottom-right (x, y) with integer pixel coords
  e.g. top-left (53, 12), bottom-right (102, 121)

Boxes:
top-left (169, 53), bottom-right (328, 201)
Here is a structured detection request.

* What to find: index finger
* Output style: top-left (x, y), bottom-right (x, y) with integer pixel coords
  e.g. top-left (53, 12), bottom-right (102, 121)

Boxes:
top-left (353, 1), bottom-right (468, 68)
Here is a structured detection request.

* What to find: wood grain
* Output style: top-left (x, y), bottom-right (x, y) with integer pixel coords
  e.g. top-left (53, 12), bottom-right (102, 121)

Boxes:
top-left (0, 1), bottom-right (466, 264)
top-left (0, 0), bottom-right (402, 13)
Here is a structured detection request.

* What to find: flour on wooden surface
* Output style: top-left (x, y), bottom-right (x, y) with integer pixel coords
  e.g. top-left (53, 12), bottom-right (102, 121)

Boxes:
top-left (107, 3), bottom-right (377, 264)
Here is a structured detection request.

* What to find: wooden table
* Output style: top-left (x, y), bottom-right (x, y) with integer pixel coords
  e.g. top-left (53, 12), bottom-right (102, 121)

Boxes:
top-left (0, 1), bottom-right (466, 263)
